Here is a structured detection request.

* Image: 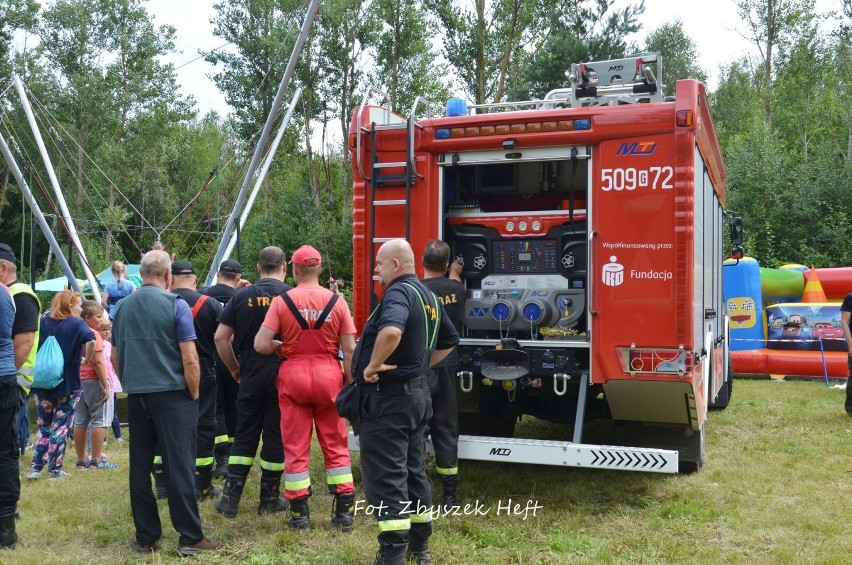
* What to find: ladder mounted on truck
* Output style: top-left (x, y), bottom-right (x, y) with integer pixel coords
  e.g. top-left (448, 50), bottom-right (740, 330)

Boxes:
top-left (353, 88), bottom-right (431, 307)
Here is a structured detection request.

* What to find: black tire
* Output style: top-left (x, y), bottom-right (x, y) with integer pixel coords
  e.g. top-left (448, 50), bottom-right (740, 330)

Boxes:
top-left (679, 422), bottom-right (706, 473)
top-left (726, 359), bottom-right (734, 402)
top-left (624, 422), bottom-right (706, 474)
top-left (709, 354), bottom-right (733, 410)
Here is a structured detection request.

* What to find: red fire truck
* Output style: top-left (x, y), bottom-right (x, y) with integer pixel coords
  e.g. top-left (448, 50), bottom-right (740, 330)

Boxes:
top-left (348, 53), bottom-right (742, 473)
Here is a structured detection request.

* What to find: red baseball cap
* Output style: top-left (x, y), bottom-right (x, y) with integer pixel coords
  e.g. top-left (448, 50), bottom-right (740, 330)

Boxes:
top-left (290, 245), bottom-right (322, 267)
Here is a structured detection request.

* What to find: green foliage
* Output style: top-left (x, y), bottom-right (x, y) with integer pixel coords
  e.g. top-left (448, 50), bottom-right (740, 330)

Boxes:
top-left (427, 0), bottom-right (556, 104)
top-left (1, 0), bottom-right (851, 285)
top-left (370, 0), bottom-right (450, 115)
top-left (736, 0), bottom-right (817, 81)
top-left (309, 0), bottom-right (380, 143)
top-left (17, 0), bottom-right (194, 267)
top-left (205, 0), bottom-right (304, 143)
top-left (643, 18), bottom-right (707, 95)
top-left (715, 3), bottom-right (852, 268)
top-left (508, 0), bottom-right (646, 101)
top-left (0, 0), bottom-right (39, 78)
top-left (236, 147), bottom-right (353, 287)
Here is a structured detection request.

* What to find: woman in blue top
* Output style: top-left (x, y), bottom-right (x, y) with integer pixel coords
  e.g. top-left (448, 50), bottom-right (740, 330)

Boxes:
top-left (101, 261), bottom-right (136, 319)
top-left (27, 291), bottom-right (95, 480)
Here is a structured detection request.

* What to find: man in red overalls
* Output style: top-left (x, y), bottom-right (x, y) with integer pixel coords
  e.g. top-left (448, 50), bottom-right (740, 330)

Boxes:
top-left (254, 245), bottom-right (357, 531)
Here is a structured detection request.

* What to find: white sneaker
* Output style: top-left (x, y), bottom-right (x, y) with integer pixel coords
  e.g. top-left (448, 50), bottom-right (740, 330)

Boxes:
top-left (26, 469), bottom-right (42, 480)
top-left (47, 470), bottom-right (69, 480)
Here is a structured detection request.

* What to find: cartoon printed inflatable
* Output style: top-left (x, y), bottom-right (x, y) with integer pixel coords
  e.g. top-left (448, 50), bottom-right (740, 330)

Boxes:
top-left (724, 258), bottom-right (850, 379)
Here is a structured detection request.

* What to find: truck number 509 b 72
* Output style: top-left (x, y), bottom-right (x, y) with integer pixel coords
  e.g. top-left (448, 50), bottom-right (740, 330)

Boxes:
top-left (600, 166), bottom-right (674, 191)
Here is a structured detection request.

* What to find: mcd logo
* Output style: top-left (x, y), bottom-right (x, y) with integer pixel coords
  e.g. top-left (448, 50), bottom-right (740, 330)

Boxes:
top-left (616, 142), bottom-right (656, 156)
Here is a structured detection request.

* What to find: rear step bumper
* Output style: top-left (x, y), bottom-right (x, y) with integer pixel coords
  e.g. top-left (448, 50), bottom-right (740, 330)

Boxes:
top-left (348, 433), bottom-right (679, 473)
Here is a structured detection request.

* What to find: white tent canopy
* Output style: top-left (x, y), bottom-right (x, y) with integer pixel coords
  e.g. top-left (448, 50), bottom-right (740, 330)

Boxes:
top-left (35, 264), bottom-right (140, 294)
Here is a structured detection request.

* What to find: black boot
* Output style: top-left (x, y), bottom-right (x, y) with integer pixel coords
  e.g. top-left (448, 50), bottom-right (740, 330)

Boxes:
top-left (331, 493), bottom-right (355, 533)
top-left (212, 446), bottom-right (229, 479)
top-left (214, 477), bottom-right (245, 519)
top-left (288, 496), bottom-right (310, 530)
top-left (257, 479), bottom-right (289, 515)
top-left (0, 508), bottom-right (17, 550)
top-left (373, 544), bottom-right (406, 565)
top-left (152, 464), bottom-right (167, 500)
top-left (440, 474), bottom-right (460, 510)
top-left (407, 534), bottom-right (431, 565)
top-left (195, 465), bottom-right (222, 500)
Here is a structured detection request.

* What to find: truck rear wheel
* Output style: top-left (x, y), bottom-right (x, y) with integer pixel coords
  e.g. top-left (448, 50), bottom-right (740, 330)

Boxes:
top-left (624, 421), bottom-right (706, 473)
top-left (679, 422), bottom-right (706, 473)
top-left (709, 355), bottom-right (733, 410)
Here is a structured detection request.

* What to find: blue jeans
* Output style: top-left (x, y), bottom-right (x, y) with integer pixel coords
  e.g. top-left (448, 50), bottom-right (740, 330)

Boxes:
top-left (110, 393), bottom-right (122, 439)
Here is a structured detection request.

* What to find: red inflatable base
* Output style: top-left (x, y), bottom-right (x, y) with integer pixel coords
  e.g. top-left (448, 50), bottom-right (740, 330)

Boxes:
top-left (731, 349), bottom-right (849, 379)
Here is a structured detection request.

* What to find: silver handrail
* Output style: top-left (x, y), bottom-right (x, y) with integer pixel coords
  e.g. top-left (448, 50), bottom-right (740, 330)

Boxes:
top-left (408, 96), bottom-right (432, 179)
top-left (355, 86), bottom-right (390, 182)
top-left (464, 93), bottom-right (584, 113)
top-left (466, 98), bottom-right (557, 113)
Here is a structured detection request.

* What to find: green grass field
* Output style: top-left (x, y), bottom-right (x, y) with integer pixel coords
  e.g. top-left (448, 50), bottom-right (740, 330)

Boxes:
top-left (5, 379), bottom-right (850, 564)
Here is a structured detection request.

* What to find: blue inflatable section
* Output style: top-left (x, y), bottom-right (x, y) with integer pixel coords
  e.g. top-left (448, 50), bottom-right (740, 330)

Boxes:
top-left (724, 258), bottom-right (765, 351)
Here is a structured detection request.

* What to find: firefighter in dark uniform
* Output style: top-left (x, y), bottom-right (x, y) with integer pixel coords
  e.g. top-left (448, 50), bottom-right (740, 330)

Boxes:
top-left (170, 260), bottom-right (224, 499)
top-left (200, 259), bottom-right (244, 478)
top-left (213, 247), bottom-right (291, 518)
top-left (355, 239), bottom-right (459, 565)
top-left (420, 240), bottom-right (465, 510)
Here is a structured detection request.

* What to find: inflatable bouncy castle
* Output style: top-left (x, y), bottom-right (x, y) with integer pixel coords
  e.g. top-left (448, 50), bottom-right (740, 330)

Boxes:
top-left (724, 258), bottom-right (850, 379)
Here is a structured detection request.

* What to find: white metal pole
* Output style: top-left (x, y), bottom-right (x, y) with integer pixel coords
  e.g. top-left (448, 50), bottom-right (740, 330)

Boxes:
top-left (13, 75), bottom-right (101, 301)
top-left (218, 89), bottom-right (302, 274)
top-left (0, 131), bottom-right (82, 293)
top-left (205, 0), bottom-right (319, 287)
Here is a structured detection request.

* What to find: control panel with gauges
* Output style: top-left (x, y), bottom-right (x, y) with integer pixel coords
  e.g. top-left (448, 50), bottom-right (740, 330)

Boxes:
top-left (445, 215), bottom-right (588, 336)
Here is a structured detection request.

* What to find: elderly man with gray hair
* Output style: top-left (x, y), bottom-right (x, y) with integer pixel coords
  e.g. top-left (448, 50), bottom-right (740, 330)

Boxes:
top-left (111, 250), bottom-right (221, 556)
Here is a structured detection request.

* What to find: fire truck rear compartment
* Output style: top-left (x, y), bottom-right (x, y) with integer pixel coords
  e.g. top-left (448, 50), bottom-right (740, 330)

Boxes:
top-left (441, 152), bottom-right (590, 338)
top-left (439, 148), bottom-right (703, 472)
top-left (441, 151), bottom-right (597, 436)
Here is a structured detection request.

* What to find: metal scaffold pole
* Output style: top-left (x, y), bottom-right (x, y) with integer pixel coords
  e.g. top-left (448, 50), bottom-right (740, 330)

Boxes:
top-left (0, 131), bottom-right (81, 293)
top-left (218, 88), bottom-right (302, 274)
top-left (13, 75), bottom-right (101, 302)
top-left (205, 0), bottom-right (319, 287)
